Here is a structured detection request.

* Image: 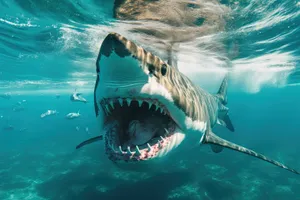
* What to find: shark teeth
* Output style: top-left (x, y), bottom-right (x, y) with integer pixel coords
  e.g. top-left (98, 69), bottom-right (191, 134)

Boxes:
top-left (101, 97), bottom-right (169, 117)
top-left (147, 143), bottom-right (152, 151)
top-left (127, 146), bottom-right (134, 154)
top-left (155, 104), bottom-right (159, 111)
top-left (119, 146), bottom-right (126, 154)
top-left (109, 100), bottom-right (114, 110)
top-left (106, 132), bottom-right (172, 159)
top-left (164, 128), bottom-right (169, 134)
top-left (105, 105), bottom-right (110, 115)
top-left (135, 146), bottom-right (141, 155)
top-left (112, 143), bottom-right (156, 155)
top-left (118, 98), bottom-right (123, 106)
top-left (126, 98), bottom-right (132, 106)
top-left (148, 102), bottom-right (153, 109)
top-left (138, 100), bottom-right (143, 107)
top-left (160, 136), bottom-right (166, 142)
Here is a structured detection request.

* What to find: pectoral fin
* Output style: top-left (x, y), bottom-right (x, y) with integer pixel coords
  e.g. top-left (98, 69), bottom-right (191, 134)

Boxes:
top-left (217, 104), bottom-right (235, 132)
top-left (201, 130), bottom-right (300, 175)
top-left (76, 135), bottom-right (103, 149)
top-left (217, 114), bottom-right (235, 132)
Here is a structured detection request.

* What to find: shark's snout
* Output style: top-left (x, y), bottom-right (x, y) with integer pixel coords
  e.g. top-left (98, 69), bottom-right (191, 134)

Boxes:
top-left (97, 40), bottom-right (148, 88)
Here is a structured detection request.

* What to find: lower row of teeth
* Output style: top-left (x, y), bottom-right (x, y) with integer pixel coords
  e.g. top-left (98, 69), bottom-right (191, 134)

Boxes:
top-left (108, 135), bottom-right (168, 155)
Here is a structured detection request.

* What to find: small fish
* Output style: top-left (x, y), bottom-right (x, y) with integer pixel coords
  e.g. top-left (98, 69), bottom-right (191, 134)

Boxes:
top-left (41, 110), bottom-right (58, 118)
top-left (3, 125), bottom-right (14, 131)
top-left (70, 90), bottom-right (87, 103)
top-left (76, 126), bottom-right (80, 131)
top-left (65, 111), bottom-right (80, 119)
top-left (0, 92), bottom-right (11, 100)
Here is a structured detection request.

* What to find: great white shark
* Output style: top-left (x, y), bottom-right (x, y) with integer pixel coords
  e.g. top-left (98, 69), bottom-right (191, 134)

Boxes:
top-left (76, 32), bottom-right (300, 175)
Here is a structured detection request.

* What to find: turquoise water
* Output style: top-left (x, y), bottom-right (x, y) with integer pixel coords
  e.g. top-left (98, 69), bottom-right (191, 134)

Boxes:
top-left (1, 0), bottom-right (300, 199)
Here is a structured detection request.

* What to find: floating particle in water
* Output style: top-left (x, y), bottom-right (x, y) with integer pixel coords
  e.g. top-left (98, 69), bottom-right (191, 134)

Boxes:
top-left (19, 128), bottom-right (28, 132)
top-left (76, 126), bottom-right (80, 131)
top-left (13, 100), bottom-right (27, 112)
top-left (41, 110), bottom-right (58, 118)
top-left (85, 127), bottom-right (91, 134)
top-left (16, 100), bottom-right (26, 105)
top-left (65, 111), bottom-right (80, 119)
top-left (13, 106), bottom-right (25, 112)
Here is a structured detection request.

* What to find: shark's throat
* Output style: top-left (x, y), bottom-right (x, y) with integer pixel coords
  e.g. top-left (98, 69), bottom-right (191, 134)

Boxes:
top-left (102, 97), bottom-right (178, 162)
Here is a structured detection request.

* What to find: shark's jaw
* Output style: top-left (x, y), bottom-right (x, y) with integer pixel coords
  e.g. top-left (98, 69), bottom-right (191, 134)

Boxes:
top-left (101, 97), bottom-right (183, 162)
top-left (94, 33), bottom-right (188, 163)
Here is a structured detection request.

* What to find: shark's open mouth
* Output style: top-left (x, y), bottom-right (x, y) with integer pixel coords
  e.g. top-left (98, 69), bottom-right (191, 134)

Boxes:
top-left (101, 97), bottom-right (177, 162)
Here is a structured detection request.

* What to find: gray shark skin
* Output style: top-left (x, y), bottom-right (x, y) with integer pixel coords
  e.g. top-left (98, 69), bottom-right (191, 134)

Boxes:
top-left (76, 32), bottom-right (299, 175)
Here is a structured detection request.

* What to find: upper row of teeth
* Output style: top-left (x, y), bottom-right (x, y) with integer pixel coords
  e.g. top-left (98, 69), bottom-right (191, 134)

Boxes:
top-left (104, 98), bottom-right (167, 115)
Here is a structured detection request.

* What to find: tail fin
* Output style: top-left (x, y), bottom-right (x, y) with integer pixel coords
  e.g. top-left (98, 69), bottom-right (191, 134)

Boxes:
top-left (201, 130), bottom-right (300, 175)
top-left (215, 74), bottom-right (234, 132)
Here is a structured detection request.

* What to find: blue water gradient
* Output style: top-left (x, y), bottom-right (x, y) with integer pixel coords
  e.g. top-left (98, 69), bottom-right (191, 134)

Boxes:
top-left (1, 0), bottom-right (300, 199)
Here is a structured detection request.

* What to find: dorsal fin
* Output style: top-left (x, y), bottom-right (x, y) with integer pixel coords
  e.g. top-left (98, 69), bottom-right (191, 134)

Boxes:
top-left (216, 74), bottom-right (235, 132)
top-left (215, 74), bottom-right (228, 105)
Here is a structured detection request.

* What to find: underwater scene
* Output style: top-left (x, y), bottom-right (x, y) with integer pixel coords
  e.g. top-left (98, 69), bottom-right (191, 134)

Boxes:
top-left (1, 0), bottom-right (300, 199)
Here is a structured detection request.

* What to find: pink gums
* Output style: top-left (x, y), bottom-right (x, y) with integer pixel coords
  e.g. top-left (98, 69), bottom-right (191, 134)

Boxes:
top-left (105, 128), bottom-right (174, 162)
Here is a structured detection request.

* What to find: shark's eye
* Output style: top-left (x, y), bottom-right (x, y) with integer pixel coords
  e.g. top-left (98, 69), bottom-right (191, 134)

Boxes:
top-left (161, 64), bottom-right (167, 76)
